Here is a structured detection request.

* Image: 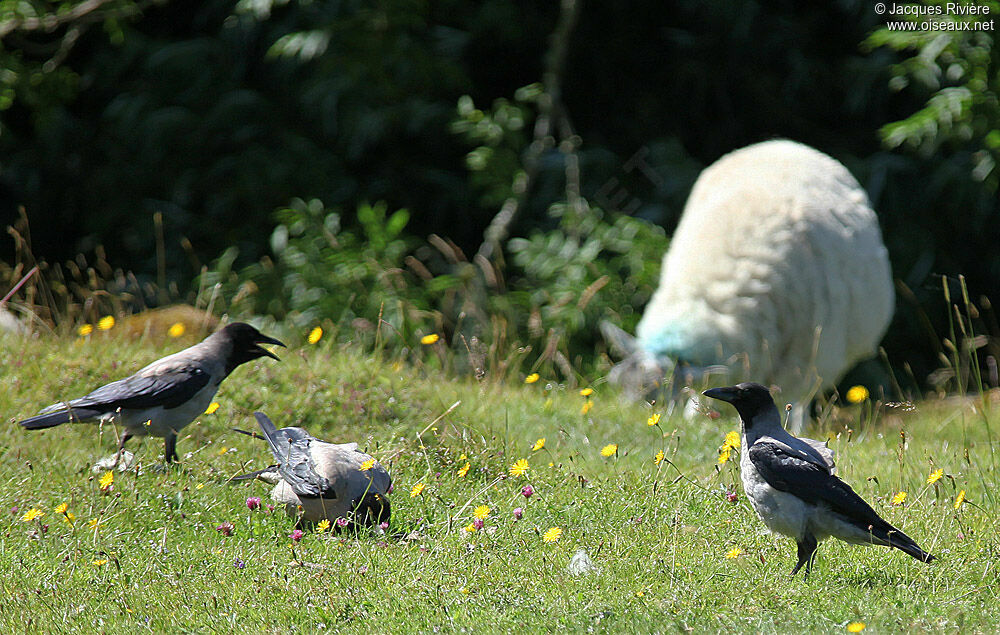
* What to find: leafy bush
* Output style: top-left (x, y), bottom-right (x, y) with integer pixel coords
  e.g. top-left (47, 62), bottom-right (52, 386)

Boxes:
top-left (504, 202), bottom-right (666, 366)
top-left (200, 199), bottom-right (443, 342)
top-left (865, 1), bottom-right (999, 192)
top-left (198, 71), bottom-right (668, 382)
top-left (202, 192), bottom-right (666, 381)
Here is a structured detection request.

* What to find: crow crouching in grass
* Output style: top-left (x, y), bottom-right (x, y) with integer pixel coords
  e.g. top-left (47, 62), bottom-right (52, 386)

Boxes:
top-left (232, 412), bottom-right (391, 529)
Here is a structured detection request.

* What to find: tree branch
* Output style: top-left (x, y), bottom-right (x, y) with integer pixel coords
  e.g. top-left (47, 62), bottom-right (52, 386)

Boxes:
top-left (0, 0), bottom-right (118, 38)
top-left (475, 0), bottom-right (581, 262)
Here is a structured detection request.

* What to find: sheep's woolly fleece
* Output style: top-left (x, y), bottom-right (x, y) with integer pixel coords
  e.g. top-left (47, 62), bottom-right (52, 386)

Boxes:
top-left (610, 139), bottom-right (893, 429)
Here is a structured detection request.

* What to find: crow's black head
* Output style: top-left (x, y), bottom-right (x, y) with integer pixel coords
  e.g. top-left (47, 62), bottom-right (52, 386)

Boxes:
top-left (703, 382), bottom-right (777, 426)
top-left (218, 322), bottom-right (285, 374)
top-left (352, 491), bottom-right (391, 528)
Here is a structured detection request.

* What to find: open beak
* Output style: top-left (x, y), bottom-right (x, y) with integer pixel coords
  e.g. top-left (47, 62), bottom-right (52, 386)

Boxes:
top-left (255, 334), bottom-right (286, 361)
top-left (702, 386), bottom-right (739, 403)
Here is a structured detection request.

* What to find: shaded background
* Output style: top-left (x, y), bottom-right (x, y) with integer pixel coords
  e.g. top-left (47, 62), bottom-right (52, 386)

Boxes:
top-left (1, 0), bottom-right (998, 389)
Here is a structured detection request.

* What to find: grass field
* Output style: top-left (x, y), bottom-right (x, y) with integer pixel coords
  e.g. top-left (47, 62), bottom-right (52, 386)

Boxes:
top-left (1, 329), bottom-right (997, 632)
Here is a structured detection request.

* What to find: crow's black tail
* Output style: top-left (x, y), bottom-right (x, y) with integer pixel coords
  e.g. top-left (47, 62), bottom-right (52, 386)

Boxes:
top-left (20, 411), bottom-right (72, 430)
top-left (20, 405), bottom-right (106, 430)
top-left (231, 427), bottom-right (265, 441)
top-left (874, 523), bottom-right (936, 563)
top-left (890, 534), bottom-right (936, 563)
top-left (228, 466), bottom-right (277, 482)
top-left (253, 411), bottom-right (286, 458)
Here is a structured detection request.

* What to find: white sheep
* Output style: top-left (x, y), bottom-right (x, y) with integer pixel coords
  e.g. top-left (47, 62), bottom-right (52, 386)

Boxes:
top-left (604, 139), bottom-right (894, 430)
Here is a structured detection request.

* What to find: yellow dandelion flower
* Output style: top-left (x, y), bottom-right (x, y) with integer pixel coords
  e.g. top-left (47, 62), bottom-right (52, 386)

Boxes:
top-left (647, 413), bottom-right (660, 427)
top-left (846, 622), bottom-right (866, 633)
top-left (205, 402), bottom-right (220, 415)
top-left (473, 505), bottom-right (490, 520)
top-left (654, 450), bottom-right (665, 465)
top-left (579, 387), bottom-right (594, 397)
top-left (464, 522), bottom-right (478, 533)
top-left (308, 326), bottom-right (323, 344)
top-left (581, 401), bottom-right (593, 415)
top-left (460, 587), bottom-right (470, 594)
top-left (524, 373), bottom-right (540, 384)
top-left (167, 322), bottom-right (186, 338)
top-left (459, 453), bottom-right (467, 460)
top-left (509, 458), bottom-right (529, 477)
top-left (63, 512), bottom-right (76, 525)
top-left (316, 519), bottom-right (331, 533)
top-left (92, 559), bottom-right (108, 566)
top-left (457, 463), bottom-right (470, 477)
top-left (725, 547), bottom-right (742, 559)
top-left (723, 431), bottom-right (740, 450)
top-left (927, 468), bottom-right (944, 485)
top-left (217, 446), bottom-right (229, 456)
top-left (21, 508), bottom-right (43, 522)
top-left (891, 491), bottom-right (907, 505)
top-left (420, 333), bottom-right (440, 345)
top-left (718, 447), bottom-right (732, 465)
top-left (196, 483), bottom-right (205, 490)
top-left (846, 385), bottom-right (869, 404)
top-left (359, 458), bottom-right (375, 472)
top-left (88, 518), bottom-right (100, 529)
top-left (955, 490), bottom-right (966, 509)
top-left (54, 502), bottom-right (69, 515)
top-left (542, 527), bottom-right (562, 543)
top-left (97, 315), bottom-right (115, 330)
top-left (410, 483), bottom-right (425, 497)
top-left (601, 443), bottom-right (618, 457)
top-left (99, 471), bottom-right (114, 492)
top-left (532, 438), bottom-right (546, 452)
top-left (78, 323), bottom-right (94, 336)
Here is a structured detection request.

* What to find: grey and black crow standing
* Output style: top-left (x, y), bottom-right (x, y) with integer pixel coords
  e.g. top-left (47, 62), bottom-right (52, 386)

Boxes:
top-left (19, 322), bottom-right (285, 463)
top-left (703, 382), bottom-right (935, 576)
top-left (232, 412), bottom-right (391, 528)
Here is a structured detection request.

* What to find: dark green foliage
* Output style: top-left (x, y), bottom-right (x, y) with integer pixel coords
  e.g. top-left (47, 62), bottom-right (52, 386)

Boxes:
top-left (202, 194), bottom-right (667, 380)
top-left (859, 4), bottom-right (1000, 382)
top-left (198, 77), bottom-right (667, 380)
top-left (1, 0), bottom-right (998, 387)
top-left (1, 0), bottom-right (480, 278)
top-left (451, 86), bottom-right (538, 209)
top-left (505, 202), bottom-right (668, 365)
top-left (865, 2), bottom-right (999, 192)
top-left (201, 199), bottom-right (433, 339)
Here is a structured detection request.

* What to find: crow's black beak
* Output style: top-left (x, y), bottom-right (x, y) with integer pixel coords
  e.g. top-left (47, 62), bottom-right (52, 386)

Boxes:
top-left (255, 334), bottom-right (286, 361)
top-left (703, 386), bottom-right (739, 403)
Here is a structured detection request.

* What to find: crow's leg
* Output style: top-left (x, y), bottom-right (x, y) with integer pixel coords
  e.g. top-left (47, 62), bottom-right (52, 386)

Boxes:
top-left (164, 433), bottom-right (179, 463)
top-left (791, 533), bottom-right (818, 578)
top-left (113, 431), bottom-right (133, 468)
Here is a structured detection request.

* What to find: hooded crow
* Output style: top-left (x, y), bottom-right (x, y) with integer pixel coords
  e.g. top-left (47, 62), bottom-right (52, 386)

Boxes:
top-left (19, 322), bottom-right (284, 463)
top-left (703, 382), bottom-right (935, 576)
top-left (231, 412), bottom-right (391, 527)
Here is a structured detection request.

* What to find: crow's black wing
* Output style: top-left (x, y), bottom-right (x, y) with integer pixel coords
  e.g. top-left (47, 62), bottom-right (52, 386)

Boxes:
top-left (253, 412), bottom-right (331, 498)
top-left (748, 441), bottom-right (885, 529)
top-left (49, 366), bottom-right (210, 412)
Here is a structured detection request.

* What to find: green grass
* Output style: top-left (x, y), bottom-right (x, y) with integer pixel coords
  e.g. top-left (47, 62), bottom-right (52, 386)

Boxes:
top-left (1, 330), bottom-right (997, 632)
